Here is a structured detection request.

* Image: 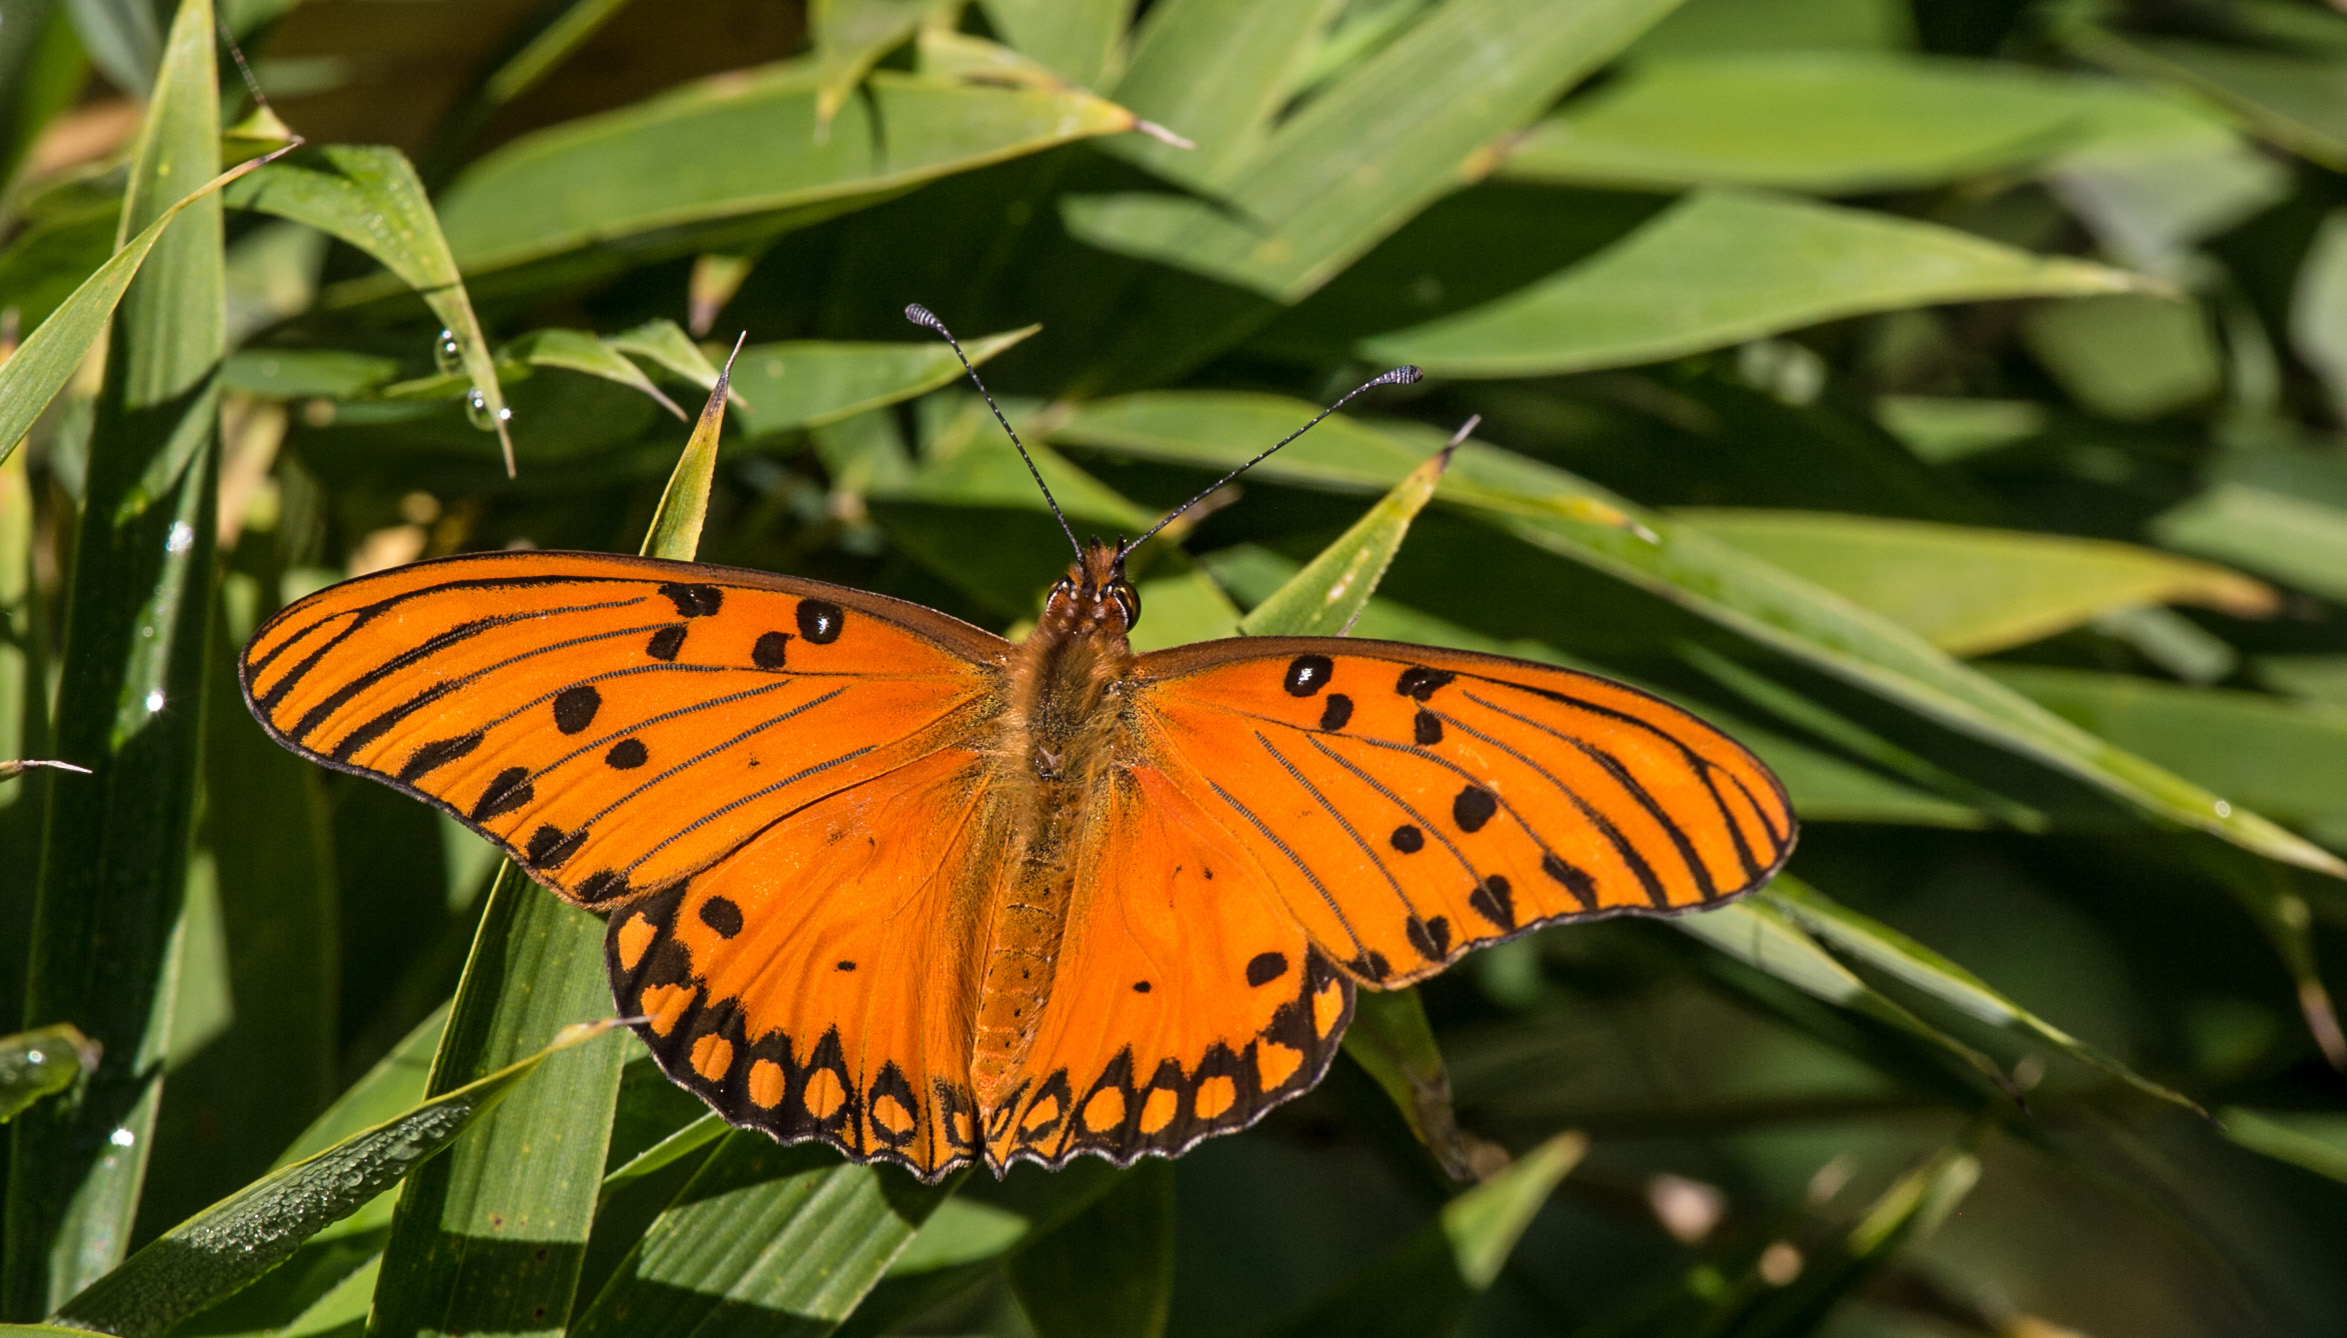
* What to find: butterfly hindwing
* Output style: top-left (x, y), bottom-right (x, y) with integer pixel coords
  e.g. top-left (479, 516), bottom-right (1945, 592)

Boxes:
top-left (240, 550), bottom-right (1008, 907)
top-left (988, 762), bottom-right (1354, 1172)
top-left (607, 745), bottom-right (997, 1179)
top-left (1131, 638), bottom-right (1796, 985)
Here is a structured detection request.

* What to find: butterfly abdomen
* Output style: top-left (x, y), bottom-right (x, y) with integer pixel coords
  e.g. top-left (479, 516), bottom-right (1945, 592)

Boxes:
top-left (968, 562), bottom-right (1141, 1122)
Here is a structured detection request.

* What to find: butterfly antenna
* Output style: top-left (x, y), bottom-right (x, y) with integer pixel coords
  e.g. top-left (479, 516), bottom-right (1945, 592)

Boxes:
top-left (1119, 366), bottom-right (1422, 561)
top-left (905, 304), bottom-right (1082, 560)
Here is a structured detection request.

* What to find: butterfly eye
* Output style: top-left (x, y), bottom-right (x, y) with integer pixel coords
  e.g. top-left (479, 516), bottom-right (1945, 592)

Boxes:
top-left (1109, 580), bottom-right (1141, 630)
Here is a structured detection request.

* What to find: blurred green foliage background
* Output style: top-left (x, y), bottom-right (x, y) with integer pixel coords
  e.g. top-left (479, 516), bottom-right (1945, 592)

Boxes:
top-left (3, 0), bottom-right (2347, 1334)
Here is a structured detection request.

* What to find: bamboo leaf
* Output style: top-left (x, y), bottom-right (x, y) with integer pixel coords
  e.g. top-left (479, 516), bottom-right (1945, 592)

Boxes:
top-left (1237, 443), bottom-right (1452, 637)
top-left (1361, 190), bottom-right (2150, 377)
top-left (504, 329), bottom-right (685, 420)
top-left (567, 1139), bottom-right (957, 1338)
top-left (1677, 509), bottom-right (2275, 657)
top-left (1003, 1162), bottom-right (1171, 1338)
top-left (424, 56), bottom-right (1140, 280)
top-left (1265, 1132), bottom-right (1584, 1336)
top-left (1105, 0), bottom-right (1340, 191)
top-left (3, 0), bottom-right (225, 1310)
top-left (642, 344), bottom-right (743, 561)
top-left (1498, 53), bottom-right (2204, 194)
top-left (730, 326), bottom-right (1036, 438)
top-left (225, 144), bottom-right (514, 474)
top-left (978, 0), bottom-right (1132, 88)
top-left (49, 1021), bottom-right (623, 1338)
top-left (1764, 878), bottom-right (2199, 1110)
top-left (1046, 395), bottom-right (2347, 875)
top-left (1065, 0), bottom-right (1682, 301)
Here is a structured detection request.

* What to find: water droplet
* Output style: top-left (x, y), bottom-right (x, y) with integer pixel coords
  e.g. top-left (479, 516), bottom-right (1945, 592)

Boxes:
top-left (2214, 799), bottom-right (2233, 818)
top-left (433, 329), bottom-right (462, 375)
top-left (165, 520), bottom-right (193, 554)
top-left (144, 689), bottom-right (165, 713)
top-left (464, 390), bottom-right (511, 432)
top-left (110, 1127), bottom-right (136, 1147)
top-left (23, 1050), bottom-right (42, 1064)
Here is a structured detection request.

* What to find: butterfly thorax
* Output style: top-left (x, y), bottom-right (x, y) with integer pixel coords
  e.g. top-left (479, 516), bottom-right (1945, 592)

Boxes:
top-left (968, 541), bottom-right (1142, 1116)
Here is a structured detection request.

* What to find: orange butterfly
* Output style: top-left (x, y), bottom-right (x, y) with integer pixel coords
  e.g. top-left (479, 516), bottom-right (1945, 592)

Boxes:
top-left (240, 313), bottom-right (1795, 1181)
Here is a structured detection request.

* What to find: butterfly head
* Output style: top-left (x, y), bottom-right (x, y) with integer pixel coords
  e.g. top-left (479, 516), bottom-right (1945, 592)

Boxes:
top-left (1042, 537), bottom-right (1141, 638)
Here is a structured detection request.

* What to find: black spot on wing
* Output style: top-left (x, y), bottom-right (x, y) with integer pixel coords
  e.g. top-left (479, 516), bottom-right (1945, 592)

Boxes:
top-left (399, 732), bottom-right (482, 783)
top-left (1413, 710), bottom-right (1442, 746)
top-left (1245, 952), bottom-right (1289, 987)
top-left (658, 583), bottom-right (723, 617)
top-left (1405, 914), bottom-right (1452, 960)
top-left (1453, 784), bottom-right (1497, 833)
top-left (698, 895), bottom-right (744, 938)
top-left (553, 685), bottom-right (601, 734)
top-left (1348, 950), bottom-right (1391, 981)
top-left (1283, 654), bottom-right (1333, 697)
top-left (646, 625), bottom-right (687, 661)
top-left (752, 631), bottom-right (790, 670)
top-left (1396, 666), bottom-right (1455, 700)
top-left (1318, 694), bottom-right (1353, 731)
top-left (797, 599), bottom-right (844, 644)
top-left (575, 869), bottom-right (632, 904)
top-left (1469, 875), bottom-right (1516, 929)
top-left (1133, 980), bottom-right (1151, 993)
top-left (1541, 853), bottom-right (1595, 908)
top-left (472, 767), bottom-right (533, 821)
top-left (605, 738), bottom-right (648, 769)
top-left (1391, 824), bottom-right (1424, 853)
top-left (525, 824), bottom-right (583, 868)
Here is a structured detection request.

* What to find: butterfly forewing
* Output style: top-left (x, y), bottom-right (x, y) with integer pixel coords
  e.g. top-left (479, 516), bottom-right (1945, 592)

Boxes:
top-left (240, 550), bottom-right (1009, 906)
top-left (1132, 638), bottom-right (1796, 985)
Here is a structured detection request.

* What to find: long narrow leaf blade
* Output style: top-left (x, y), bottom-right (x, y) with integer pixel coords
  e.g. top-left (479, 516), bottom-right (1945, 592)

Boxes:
top-left (49, 1022), bottom-right (623, 1338)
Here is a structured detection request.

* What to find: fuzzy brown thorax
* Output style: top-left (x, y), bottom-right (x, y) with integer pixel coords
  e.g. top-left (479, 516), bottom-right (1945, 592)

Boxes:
top-left (968, 540), bottom-right (1142, 1114)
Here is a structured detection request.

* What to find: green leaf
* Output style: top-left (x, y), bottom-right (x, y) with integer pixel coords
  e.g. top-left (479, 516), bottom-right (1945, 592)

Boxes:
top-left (1986, 665), bottom-right (2347, 847)
top-left (47, 1021), bottom-right (623, 1338)
top-left (426, 52), bottom-right (1140, 280)
top-left (2292, 209), bottom-right (2347, 424)
top-left (1676, 509), bottom-right (2274, 657)
top-left (1341, 989), bottom-right (1480, 1180)
top-left (1265, 1131), bottom-right (1584, 1336)
top-left (1050, 395), bottom-right (2344, 875)
top-left (1104, 0), bottom-right (1340, 190)
top-left (1672, 899), bottom-right (2009, 1089)
top-left (1361, 189), bottom-right (2149, 377)
top-left (642, 347), bottom-right (743, 560)
top-left (0, 1026), bottom-right (96, 1124)
top-left (3, 0), bottom-right (225, 1311)
top-left (225, 144), bottom-right (514, 474)
top-left (504, 328), bottom-right (685, 420)
top-left (1763, 878), bottom-right (2198, 1110)
top-left (2221, 1107), bottom-right (2347, 1186)
top-left (2072, 26), bottom-right (2347, 170)
top-left (811, 0), bottom-right (932, 127)
top-left (0, 152), bottom-right (281, 472)
top-left (979, 0), bottom-right (1132, 87)
top-left (568, 1140), bottom-right (957, 1338)
top-left (730, 325), bottom-right (1036, 438)
top-left (1237, 443), bottom-right (1452, 637)
top-left (605, 320), bottom-right (737, 402)
top-left (839, 1163), bottom-right (1128, 1338)
top-left (1004, 1161), bottom-right (1171, 1338)
top-left (170, 1008), bottom-right (450, 1338)
top-left (2023, 292), bottom-right (2223, 422)
top-left (1064, 0), bottom-right (1681, 301)
top-left (2155, 481), bottom-right (2347, 606)
top-left (1500, 52), bottom-right (2139, 194)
